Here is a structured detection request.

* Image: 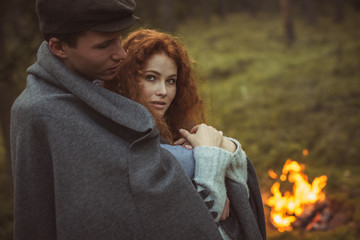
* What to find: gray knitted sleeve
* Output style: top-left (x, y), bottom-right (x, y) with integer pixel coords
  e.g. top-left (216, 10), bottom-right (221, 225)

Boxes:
top-left (224, 137), bottom-right (249, 198)
top-left (193, 146), bottom-right (232, 222)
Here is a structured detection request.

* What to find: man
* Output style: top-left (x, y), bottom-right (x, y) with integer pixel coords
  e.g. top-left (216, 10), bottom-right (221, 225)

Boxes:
top-left (10, 0), bottom-right (223, 239)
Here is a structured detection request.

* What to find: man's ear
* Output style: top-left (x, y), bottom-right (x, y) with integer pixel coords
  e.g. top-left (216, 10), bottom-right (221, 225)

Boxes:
top-left (48, 38), bottom-right (68, 59)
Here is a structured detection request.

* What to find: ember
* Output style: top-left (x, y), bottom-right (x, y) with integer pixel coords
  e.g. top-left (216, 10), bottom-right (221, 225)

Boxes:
top-left (266, 152), bottom-right (328, 232)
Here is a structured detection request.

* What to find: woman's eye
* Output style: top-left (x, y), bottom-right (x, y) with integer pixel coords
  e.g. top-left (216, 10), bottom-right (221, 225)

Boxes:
top-left (167, 78), bottom-right (177, 84)
top-left (145, 75), bottom-right (156, 81)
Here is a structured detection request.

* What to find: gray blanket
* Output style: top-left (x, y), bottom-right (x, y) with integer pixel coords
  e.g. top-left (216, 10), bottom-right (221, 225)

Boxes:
top-left (10, 42), bottom-right (223, 240)
top-left (220, 159), bottom-right (267, 240)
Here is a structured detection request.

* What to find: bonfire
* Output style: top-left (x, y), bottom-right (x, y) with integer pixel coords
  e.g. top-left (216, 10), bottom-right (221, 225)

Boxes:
top-left (266, 150), bottom-right (328, 232)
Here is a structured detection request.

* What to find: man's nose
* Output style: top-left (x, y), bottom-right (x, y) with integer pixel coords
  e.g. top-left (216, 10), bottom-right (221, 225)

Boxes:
top-left (111, 41), bottom-right (127, 61)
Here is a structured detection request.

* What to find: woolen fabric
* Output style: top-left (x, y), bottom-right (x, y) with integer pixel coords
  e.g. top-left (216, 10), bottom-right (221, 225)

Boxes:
top-left (161, 144), bottom-right (194, 178)
top-left (10, 41), bottom-right (222, 240)
top-left (220, 159), bottom-right (267, 240)
top-left (162, 144), bottom-right (266, 240)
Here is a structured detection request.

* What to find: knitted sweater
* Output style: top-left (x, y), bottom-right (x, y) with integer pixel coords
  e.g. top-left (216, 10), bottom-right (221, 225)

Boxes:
top-left (158, 132), bottom-right (266, 239)
top-left (193, 137), bottom-right (249, 221)
top-left (162, 138), bottom-right (248, 222)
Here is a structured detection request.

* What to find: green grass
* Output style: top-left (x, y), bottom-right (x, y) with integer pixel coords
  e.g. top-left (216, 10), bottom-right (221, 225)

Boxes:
top-left (177, 8), bottom-right (360, 239)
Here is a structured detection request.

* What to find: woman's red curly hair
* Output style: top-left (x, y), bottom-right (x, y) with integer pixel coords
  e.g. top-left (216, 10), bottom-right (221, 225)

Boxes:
top-left (104, 29), bottom-right (206, 143)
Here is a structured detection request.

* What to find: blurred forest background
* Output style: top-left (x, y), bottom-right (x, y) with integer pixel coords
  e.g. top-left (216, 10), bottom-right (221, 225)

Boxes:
top-left (1, 0), bottom-right (359, 239)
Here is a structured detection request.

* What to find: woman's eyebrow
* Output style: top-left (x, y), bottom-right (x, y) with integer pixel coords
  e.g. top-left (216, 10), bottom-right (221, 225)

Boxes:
top-left (167, 74), bottom-right (177, 78)
top-left (143, 70), bottom-right (160, 75)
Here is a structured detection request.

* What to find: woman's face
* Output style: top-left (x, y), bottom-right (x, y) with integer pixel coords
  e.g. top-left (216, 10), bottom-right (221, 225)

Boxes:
top-left (138, 52), bottom-right (177, 117)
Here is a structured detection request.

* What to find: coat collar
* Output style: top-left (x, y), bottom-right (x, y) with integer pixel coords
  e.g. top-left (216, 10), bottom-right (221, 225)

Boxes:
top-left (28, 41), bottom-right (156, 135)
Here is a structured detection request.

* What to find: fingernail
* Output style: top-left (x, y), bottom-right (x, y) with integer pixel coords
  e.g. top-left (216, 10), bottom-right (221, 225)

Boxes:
top-left (185, 145), bottom-right (193, 150)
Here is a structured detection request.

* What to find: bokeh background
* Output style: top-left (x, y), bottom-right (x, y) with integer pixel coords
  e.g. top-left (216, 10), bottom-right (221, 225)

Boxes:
top-left (1, 0), bottom-right (359, 239)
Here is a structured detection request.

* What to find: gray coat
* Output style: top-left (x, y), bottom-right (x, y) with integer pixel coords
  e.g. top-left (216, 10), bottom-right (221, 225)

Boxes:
top-left (10, 42), bottom-right (222, 240)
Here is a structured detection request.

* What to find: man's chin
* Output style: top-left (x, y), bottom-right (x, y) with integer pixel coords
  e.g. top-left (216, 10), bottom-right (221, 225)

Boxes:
top-left (102, 72), bottom-right (119, 82)
top-left (99, 75), bottom-right (116, 82)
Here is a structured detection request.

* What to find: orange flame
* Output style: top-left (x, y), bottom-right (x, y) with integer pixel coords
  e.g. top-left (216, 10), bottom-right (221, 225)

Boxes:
top-left (266, 157), bottom-right (327, 232)
top-left (302, 149), bottom-right (309, 156)
top-left (268, 169), bottom-right (278, 179)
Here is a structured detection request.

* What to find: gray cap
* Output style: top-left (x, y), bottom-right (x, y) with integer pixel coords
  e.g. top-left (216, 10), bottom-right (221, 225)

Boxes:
top-left (36, 0), bottom-right (139, 34)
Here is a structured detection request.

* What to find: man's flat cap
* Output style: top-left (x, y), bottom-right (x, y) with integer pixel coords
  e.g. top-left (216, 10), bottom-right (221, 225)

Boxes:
top-left (36, 0), bottom-right (139, 34)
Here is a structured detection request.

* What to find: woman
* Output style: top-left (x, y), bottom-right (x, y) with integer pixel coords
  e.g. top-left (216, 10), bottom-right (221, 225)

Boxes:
top-left (104, 29), bottom-right (265, 240)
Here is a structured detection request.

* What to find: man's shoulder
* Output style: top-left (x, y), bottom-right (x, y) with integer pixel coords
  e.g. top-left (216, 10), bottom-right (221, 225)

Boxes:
top-left (12, 75), bottom-right (78, 119)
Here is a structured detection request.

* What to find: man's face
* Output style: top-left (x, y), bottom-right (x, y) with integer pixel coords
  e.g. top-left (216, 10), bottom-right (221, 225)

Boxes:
top-left (61, 30), bottom-right (127, 81)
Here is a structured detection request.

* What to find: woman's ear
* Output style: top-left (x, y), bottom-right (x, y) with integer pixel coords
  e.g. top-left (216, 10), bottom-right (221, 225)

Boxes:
top-left (48, 38), bottom-right (68, 59)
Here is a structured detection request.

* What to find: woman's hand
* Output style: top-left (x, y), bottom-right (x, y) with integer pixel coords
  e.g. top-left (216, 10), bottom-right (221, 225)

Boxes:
top-left (174, 125), bottom-right (203, 149)
top-left (219, 196), bottom-right (230, 221)
top-left (220, 137), bottom-right (237, 153)
top-left (179, 123), bottom-right (223, 148)
top-left (173, 137), bottom-right (193, 150)
top-left (176, 124), bottom-right (236, 153)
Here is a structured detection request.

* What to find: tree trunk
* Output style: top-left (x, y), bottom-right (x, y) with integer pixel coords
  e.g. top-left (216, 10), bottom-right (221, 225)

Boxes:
top-left (0, 0), bottom-right (41, 185)
top-left (305, 0), bottom-right (316, 26)
top-left (0, 0), bottom-right (14, 186)
top-left (201, 0), bottom-right (211, 23)
top-left (334, 0), bottom-right (344, 23)
top-left (247, 0), bottom-right (258, 17)
top-left (216, 0), bottom-right (227, 20)
top-left (0, 81), bottom-right (15, 181)
top-left (281, 0), bottom-right (296, 46)
top-left (353, 0), bottom-right (360, 10)
top-left (160, 0), bottom-right (175, 32)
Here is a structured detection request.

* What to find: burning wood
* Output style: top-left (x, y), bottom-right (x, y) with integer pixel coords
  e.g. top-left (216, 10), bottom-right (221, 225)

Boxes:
top-left (265, 154), bottom-right (328, 232)
top-left (292, 199), bottom-right (332, 231)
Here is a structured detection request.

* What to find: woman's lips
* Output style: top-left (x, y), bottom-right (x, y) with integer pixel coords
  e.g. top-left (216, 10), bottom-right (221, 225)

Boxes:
top-left (151, 101), bottom-right (166, 109)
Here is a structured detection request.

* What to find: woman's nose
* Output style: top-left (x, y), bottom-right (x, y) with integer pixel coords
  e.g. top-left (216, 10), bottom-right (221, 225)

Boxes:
top-left (155, 82), bottom-right (167, 96)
